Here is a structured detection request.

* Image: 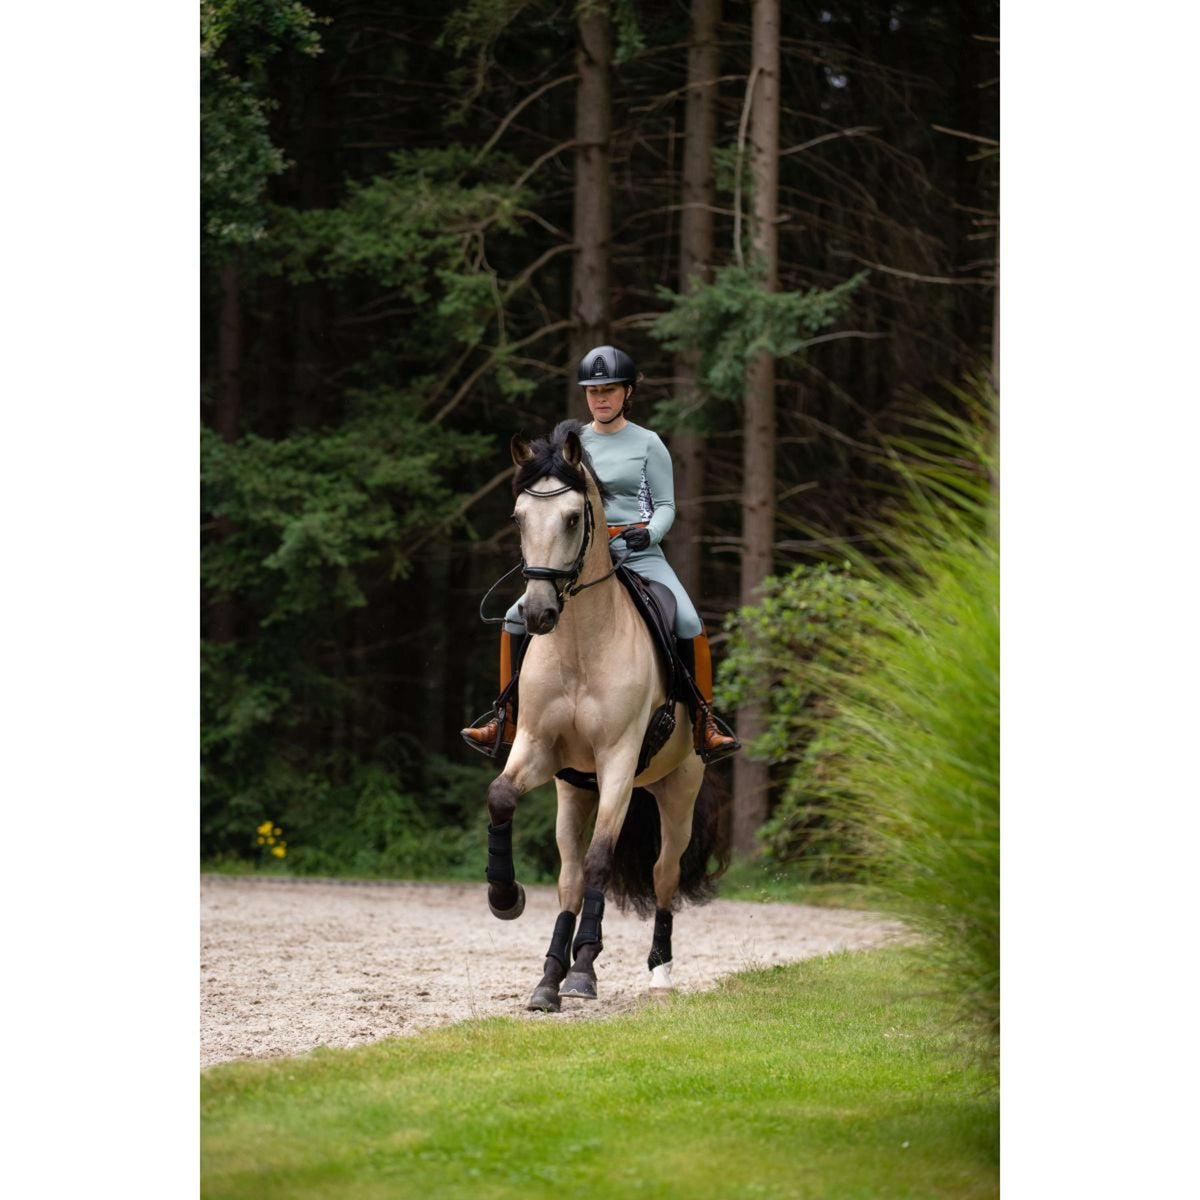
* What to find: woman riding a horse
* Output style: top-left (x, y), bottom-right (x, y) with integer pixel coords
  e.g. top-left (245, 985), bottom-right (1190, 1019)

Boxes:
top-left (462, 344), bottom-right (738, 760)
top-left (461, 347), bottom-right (739, 1014)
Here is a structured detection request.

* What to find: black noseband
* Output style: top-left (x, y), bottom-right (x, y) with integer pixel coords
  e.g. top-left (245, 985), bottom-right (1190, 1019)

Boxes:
top-left (519, 484), bottom-right (593, 606)
top-left (476, 478), bottom-right (631, 628)
top-left (519, 482), bottom-right (631, 609)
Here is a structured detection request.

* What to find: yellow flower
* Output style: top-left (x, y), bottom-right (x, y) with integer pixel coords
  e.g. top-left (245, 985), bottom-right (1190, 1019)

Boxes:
top-left (267, 836), bottom-right (276, 845)
top-left (273, 827), bottom-right (282, 837)
top-left (271, 845), bottom-right (286, 858)
top-left (257, 836), bottom-right (265, 845)
top-left (257, 821), bottom-right (273, 836)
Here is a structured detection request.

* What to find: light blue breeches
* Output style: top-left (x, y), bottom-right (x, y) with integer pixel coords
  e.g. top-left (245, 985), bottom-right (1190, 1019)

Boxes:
top-left (503, 543), bottom-right (703, 639)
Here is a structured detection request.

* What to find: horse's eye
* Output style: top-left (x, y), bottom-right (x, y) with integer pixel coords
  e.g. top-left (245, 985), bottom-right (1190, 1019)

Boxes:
top-left (566, 513), bottom-right (579, 529)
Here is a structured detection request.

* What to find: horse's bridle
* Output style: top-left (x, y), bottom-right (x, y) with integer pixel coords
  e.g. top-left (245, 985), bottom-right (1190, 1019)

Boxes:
top-left (478, 480), bottom-right (630, 625)
top-left (519, 483), bottom-right (629, 604)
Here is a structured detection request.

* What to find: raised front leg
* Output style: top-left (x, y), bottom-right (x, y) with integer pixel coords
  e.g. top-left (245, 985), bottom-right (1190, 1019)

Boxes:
top-left (528, 780), bottom-right (596, 1012)
top-left (485, 740), bottom-right (556, 920)
top-left (485, 797), bottom-right (525, 919)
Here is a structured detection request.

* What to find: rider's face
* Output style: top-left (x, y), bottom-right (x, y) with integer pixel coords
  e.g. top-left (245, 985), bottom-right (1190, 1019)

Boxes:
top-left (584, 383), bottom-right (628, 424)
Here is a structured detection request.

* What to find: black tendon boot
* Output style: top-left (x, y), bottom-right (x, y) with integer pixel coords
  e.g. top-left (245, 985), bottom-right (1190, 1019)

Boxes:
top-left (647, 907), bottom-right (675, 991)
top-left (485, 820), bottom-right (526, 919)
top-left (527, 911), bottom-right (577, 1013)
top-left (561, 887), bottom-right (605, 1000)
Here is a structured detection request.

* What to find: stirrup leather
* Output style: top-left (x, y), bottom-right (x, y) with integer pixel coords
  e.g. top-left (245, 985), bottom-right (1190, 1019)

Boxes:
top-left (460, 631), bottom-right (526, 761)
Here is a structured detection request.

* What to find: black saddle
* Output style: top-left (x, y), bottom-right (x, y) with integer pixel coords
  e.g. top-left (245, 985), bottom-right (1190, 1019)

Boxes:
top-left (614, 566), bottom-right (684, 702)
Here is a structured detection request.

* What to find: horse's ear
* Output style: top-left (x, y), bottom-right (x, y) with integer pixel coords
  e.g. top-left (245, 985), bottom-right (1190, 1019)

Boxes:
top-left (562, 430), bottom-right (583, 467)
top-left (510, 435), bottom-right (534, 467)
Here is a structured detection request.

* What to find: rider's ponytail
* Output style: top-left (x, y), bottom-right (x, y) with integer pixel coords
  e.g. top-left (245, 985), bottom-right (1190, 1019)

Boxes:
top-left (622, 372), bottom-right (643, 418)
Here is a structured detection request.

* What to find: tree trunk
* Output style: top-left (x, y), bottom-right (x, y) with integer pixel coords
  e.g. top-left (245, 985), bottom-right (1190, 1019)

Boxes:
top-left (567, 3), bottom-right (613, 414)
top-left (670, 0), bottom-right (720, 601)
top-left (732, 0), bottom-right (780, 857)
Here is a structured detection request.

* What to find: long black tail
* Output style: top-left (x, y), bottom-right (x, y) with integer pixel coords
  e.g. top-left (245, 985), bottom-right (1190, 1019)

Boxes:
top-left (608, 772), bottom-right (730, 917)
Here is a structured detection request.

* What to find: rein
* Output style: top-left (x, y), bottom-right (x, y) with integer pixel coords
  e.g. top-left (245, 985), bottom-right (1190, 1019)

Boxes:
top-left (478, 481), bottom-right (630, 625)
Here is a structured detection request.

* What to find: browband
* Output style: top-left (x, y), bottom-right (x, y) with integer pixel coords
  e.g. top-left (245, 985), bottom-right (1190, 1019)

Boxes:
top-left (522, 484), bottom-right (575, 498)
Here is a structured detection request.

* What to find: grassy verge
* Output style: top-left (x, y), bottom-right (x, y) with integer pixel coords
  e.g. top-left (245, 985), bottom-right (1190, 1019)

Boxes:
top-left (200, 857), bottom-right (885, 909)
top-left (202, 947), bottom-right (997, 1200)
top-left (200, 861), bottom-right (479, 883)
top-left (715, 856), bottom-right (890, 909)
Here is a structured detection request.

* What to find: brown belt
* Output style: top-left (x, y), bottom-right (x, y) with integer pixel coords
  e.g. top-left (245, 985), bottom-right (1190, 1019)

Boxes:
top-left (607, 521), bottom-right (648, 540)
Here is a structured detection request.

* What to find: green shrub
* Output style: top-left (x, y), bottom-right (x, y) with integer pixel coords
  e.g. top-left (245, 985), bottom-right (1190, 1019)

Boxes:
top-left (715, 564), bottom-right (882, 874)
top-left (201, 752), bottom-right (561, 884)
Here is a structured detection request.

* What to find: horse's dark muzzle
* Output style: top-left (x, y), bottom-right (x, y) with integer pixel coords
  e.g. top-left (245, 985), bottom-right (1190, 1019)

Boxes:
top-left (526, 606), bottom-right (559, 634)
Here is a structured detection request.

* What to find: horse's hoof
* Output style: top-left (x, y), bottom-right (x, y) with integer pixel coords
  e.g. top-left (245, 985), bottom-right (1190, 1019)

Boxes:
top-left (488, 882), bottom-right (526, 921)
top-left (560, 971), bottom-right (597, 1000)
top-left (527, 985), bottom-right (561, 1013)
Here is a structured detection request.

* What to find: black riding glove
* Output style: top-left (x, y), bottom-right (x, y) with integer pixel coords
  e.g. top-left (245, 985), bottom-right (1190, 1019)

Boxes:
top-left (622, 527), bottom-right (651, 551)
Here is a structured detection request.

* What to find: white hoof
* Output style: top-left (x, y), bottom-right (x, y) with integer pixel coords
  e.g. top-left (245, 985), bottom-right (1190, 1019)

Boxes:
top-left (648, 961), bottom-right (674, 993)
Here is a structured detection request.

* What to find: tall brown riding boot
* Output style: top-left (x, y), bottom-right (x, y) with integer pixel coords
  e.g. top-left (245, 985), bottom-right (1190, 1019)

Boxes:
top-left (692, 628), bottom-right (741, 761)
top-left (461, 630), bottom-right (516, 750)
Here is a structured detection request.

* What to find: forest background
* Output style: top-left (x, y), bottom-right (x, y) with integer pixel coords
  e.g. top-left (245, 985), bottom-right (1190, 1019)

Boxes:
top-left (200, 0), bottom-right (999, 876)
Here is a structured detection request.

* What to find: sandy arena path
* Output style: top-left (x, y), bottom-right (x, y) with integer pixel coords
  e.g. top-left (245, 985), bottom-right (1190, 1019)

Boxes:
top-left (201, 876), bottom-right (904, 1069)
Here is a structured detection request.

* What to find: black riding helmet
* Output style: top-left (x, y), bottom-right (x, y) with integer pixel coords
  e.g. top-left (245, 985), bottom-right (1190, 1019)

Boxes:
top-left (578, 345), bottom-right (637, 418)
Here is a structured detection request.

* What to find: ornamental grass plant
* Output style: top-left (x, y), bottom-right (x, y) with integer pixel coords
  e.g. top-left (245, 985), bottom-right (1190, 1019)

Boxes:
top-left (720, 381), bottom-right (999, 1057)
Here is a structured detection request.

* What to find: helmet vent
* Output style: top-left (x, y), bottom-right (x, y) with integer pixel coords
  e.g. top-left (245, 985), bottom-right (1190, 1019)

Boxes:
top-left (592, 355), bottom-right (608, 377)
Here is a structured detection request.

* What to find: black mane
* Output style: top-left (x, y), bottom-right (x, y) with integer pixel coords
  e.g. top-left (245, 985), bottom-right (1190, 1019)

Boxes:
top-left (513, 420), bottom-right (613, 501)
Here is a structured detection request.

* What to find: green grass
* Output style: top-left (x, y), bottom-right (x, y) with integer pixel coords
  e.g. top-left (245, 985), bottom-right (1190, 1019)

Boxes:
top-left (716, 855), bottom-right (890, 909)
top-left (202, 947), bottom-right (997, 1199)
top-left (203, 857), bottom-right (887, 910)
top-left (202, 857), bottom-right (298, 877)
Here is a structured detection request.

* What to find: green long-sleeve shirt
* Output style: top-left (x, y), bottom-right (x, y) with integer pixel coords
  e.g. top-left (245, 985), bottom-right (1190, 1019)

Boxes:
top-left (579, 422), bottom-right (675, 546)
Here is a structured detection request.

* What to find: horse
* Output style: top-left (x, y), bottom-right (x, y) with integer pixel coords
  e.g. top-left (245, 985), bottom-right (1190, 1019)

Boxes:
top-left (481, 420), bottom-right (726, 1012)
